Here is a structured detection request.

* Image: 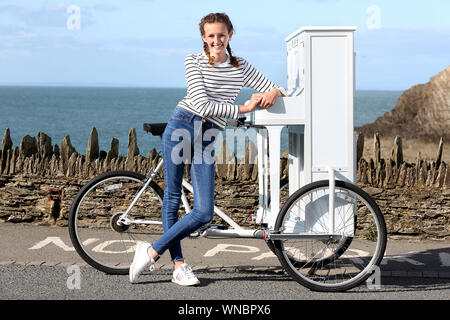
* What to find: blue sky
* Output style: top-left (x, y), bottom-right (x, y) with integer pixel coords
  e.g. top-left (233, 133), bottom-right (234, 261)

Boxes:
top-left (0, 0), bottom-right (449, 90)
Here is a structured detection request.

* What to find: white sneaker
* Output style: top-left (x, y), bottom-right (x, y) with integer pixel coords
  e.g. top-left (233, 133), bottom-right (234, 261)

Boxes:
top-left (129, 242), bottom-right (155, 283)
top-left (172, 263), bottom-right (200, 286)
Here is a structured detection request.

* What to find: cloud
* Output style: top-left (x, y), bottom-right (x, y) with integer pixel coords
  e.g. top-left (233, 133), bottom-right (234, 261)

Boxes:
top-left (295, 0), bottom-right (334, 1)
top-left (88, 4), bottom-right (118, 12)
top-left (0, 1), bottom-right (118, 29)
top-left (0, 48), bottom-right (32, 59)
top-left (353, 27), bottom-right (450, 89)
top-left (0, 1), bottom-right (71, 28)
top-left (355, 27), bottom-right (450, 59)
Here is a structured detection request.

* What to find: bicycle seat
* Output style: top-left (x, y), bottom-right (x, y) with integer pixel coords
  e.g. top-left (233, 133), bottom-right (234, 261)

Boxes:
top-left (143, 123), bottom-right (167, 137)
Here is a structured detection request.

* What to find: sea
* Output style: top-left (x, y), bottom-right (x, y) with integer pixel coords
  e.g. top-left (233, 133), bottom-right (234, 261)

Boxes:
top-left (0, 86), bottom-right (402, 159)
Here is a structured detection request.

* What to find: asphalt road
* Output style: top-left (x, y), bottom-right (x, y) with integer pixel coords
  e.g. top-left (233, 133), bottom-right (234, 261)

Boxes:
top-left (1, 223), bottom-right (450, 302)
top-left (1, 264), bottom-right (450, 300)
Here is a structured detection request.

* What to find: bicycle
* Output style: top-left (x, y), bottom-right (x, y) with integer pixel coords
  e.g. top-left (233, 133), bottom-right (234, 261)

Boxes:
top-left (68, 119), bottom-right (387, 292)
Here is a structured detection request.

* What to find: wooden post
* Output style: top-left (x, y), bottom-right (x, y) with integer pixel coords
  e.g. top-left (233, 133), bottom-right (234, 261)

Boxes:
top-left (415, 152), bottom-right (422, 181)
top-left (86, 128), bottom-right (99, 163)
top-left (374, 133), bottom-right (380, 168)
top-left (436, 137), bottom-right (444, 171)
top-left (392, 135), bottom-right (403, 168)
top-left (356, 133), bottom-right (364, 164)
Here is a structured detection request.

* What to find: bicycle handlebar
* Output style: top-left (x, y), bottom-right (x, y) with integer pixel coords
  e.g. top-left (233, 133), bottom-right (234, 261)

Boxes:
top-left (226, 117), bottom-right (247, 127)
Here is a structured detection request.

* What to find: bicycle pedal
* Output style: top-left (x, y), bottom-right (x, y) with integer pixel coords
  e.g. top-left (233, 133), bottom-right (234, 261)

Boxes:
top-left (188, 224), bottom-right (227, 239)
top-left (188, 231), bottom-right (201, 239)
top-left (206, 224), bottom-right (227, 230)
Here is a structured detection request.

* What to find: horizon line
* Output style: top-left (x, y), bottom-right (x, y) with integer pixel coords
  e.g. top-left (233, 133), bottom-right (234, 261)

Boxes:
top-left (0, 83), bottom-right (407, 91)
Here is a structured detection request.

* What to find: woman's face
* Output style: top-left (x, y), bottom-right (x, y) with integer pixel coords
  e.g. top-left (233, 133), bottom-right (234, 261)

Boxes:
top-left (202, 22), bottom-right (233, 60)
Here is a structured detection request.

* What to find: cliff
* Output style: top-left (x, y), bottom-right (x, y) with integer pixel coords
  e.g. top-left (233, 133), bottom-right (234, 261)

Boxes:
top-left (357, 66), bottom-right (450, 142)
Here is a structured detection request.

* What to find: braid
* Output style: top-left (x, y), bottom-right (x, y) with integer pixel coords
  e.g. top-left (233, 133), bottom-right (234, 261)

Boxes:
top-left (227, 44), bottom-right (239, 68)
top-left (203, 41), bottom-right (215, 67)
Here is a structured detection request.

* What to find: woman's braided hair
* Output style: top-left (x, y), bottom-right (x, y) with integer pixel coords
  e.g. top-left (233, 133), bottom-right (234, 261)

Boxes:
top-left (199, 13), bottom-right (239, 68)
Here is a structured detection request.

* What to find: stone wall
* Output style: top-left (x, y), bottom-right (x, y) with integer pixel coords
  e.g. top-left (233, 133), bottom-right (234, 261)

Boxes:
top-left (1, 127), bottom-right (449, 240)
top-left (356, 133), bottom-right (450, 189)
top-left (1, 174), bottom-right (449, 240)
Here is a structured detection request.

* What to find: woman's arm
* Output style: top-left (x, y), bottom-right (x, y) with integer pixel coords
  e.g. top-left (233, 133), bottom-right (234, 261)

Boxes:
top-left (241, 59), bottom-right (286, 109)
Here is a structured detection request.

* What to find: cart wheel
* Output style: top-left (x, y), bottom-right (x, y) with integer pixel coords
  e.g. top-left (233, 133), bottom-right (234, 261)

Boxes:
top-left (266, 178), bottom-right (356, 268)
top-left (272, 180), bottom-right (386, 292)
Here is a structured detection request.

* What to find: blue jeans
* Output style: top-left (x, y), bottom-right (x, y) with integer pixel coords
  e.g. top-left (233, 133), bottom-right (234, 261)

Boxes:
top-left (152, 108), bottom-right (220, 262)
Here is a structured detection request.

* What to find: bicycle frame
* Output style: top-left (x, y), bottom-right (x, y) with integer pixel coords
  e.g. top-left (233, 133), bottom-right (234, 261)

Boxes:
top-left (117, 157), bottom-right (269, 240)
top-left (117, 121), bottom-right (353, 242)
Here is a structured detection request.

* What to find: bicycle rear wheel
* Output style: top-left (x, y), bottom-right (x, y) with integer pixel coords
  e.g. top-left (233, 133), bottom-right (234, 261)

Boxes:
top-left (68, 171), bottom-right (164, 274)
top-left (272, 180), bottom-right (386, 292)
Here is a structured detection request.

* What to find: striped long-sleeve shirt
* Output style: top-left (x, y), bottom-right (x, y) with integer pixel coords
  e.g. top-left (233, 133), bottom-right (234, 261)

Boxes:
top-left (177, 52), bottom-right (286, 130)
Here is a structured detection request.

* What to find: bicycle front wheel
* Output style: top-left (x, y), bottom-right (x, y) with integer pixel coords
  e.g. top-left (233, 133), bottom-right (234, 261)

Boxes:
top-left (272, 180), bottom-right (386, 292)
top-left (68, 171), bottom-right (164, 274)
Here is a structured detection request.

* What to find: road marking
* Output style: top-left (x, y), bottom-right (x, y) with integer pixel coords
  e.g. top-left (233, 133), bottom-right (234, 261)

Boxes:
top-left (342, 248), bottom-right (370, 265)
top-left (83, 238), bottom-right (100, 246)
top-left (92, 240), bottom-right (137, 254)
top-left (29, 237), bottom-right (75, 252)
top-left (381, 253), bottom-right (425, 266)
top-left (252, 251), bottom-right (276, 260)
top-left (28, 237), bottom-right (99, 252)
top-left (26, 237), bottom-right (449, 270)
top-left (204, 244), bottom-right (260, 257)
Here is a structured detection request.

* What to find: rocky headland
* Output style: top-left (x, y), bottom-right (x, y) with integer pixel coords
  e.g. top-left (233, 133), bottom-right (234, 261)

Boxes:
top-left (357, 66), bottom-right (450, 144)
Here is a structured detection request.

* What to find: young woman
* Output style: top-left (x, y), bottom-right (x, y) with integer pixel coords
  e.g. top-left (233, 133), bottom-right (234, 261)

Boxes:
top-left (130, 12), bottom-right (286, 286)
